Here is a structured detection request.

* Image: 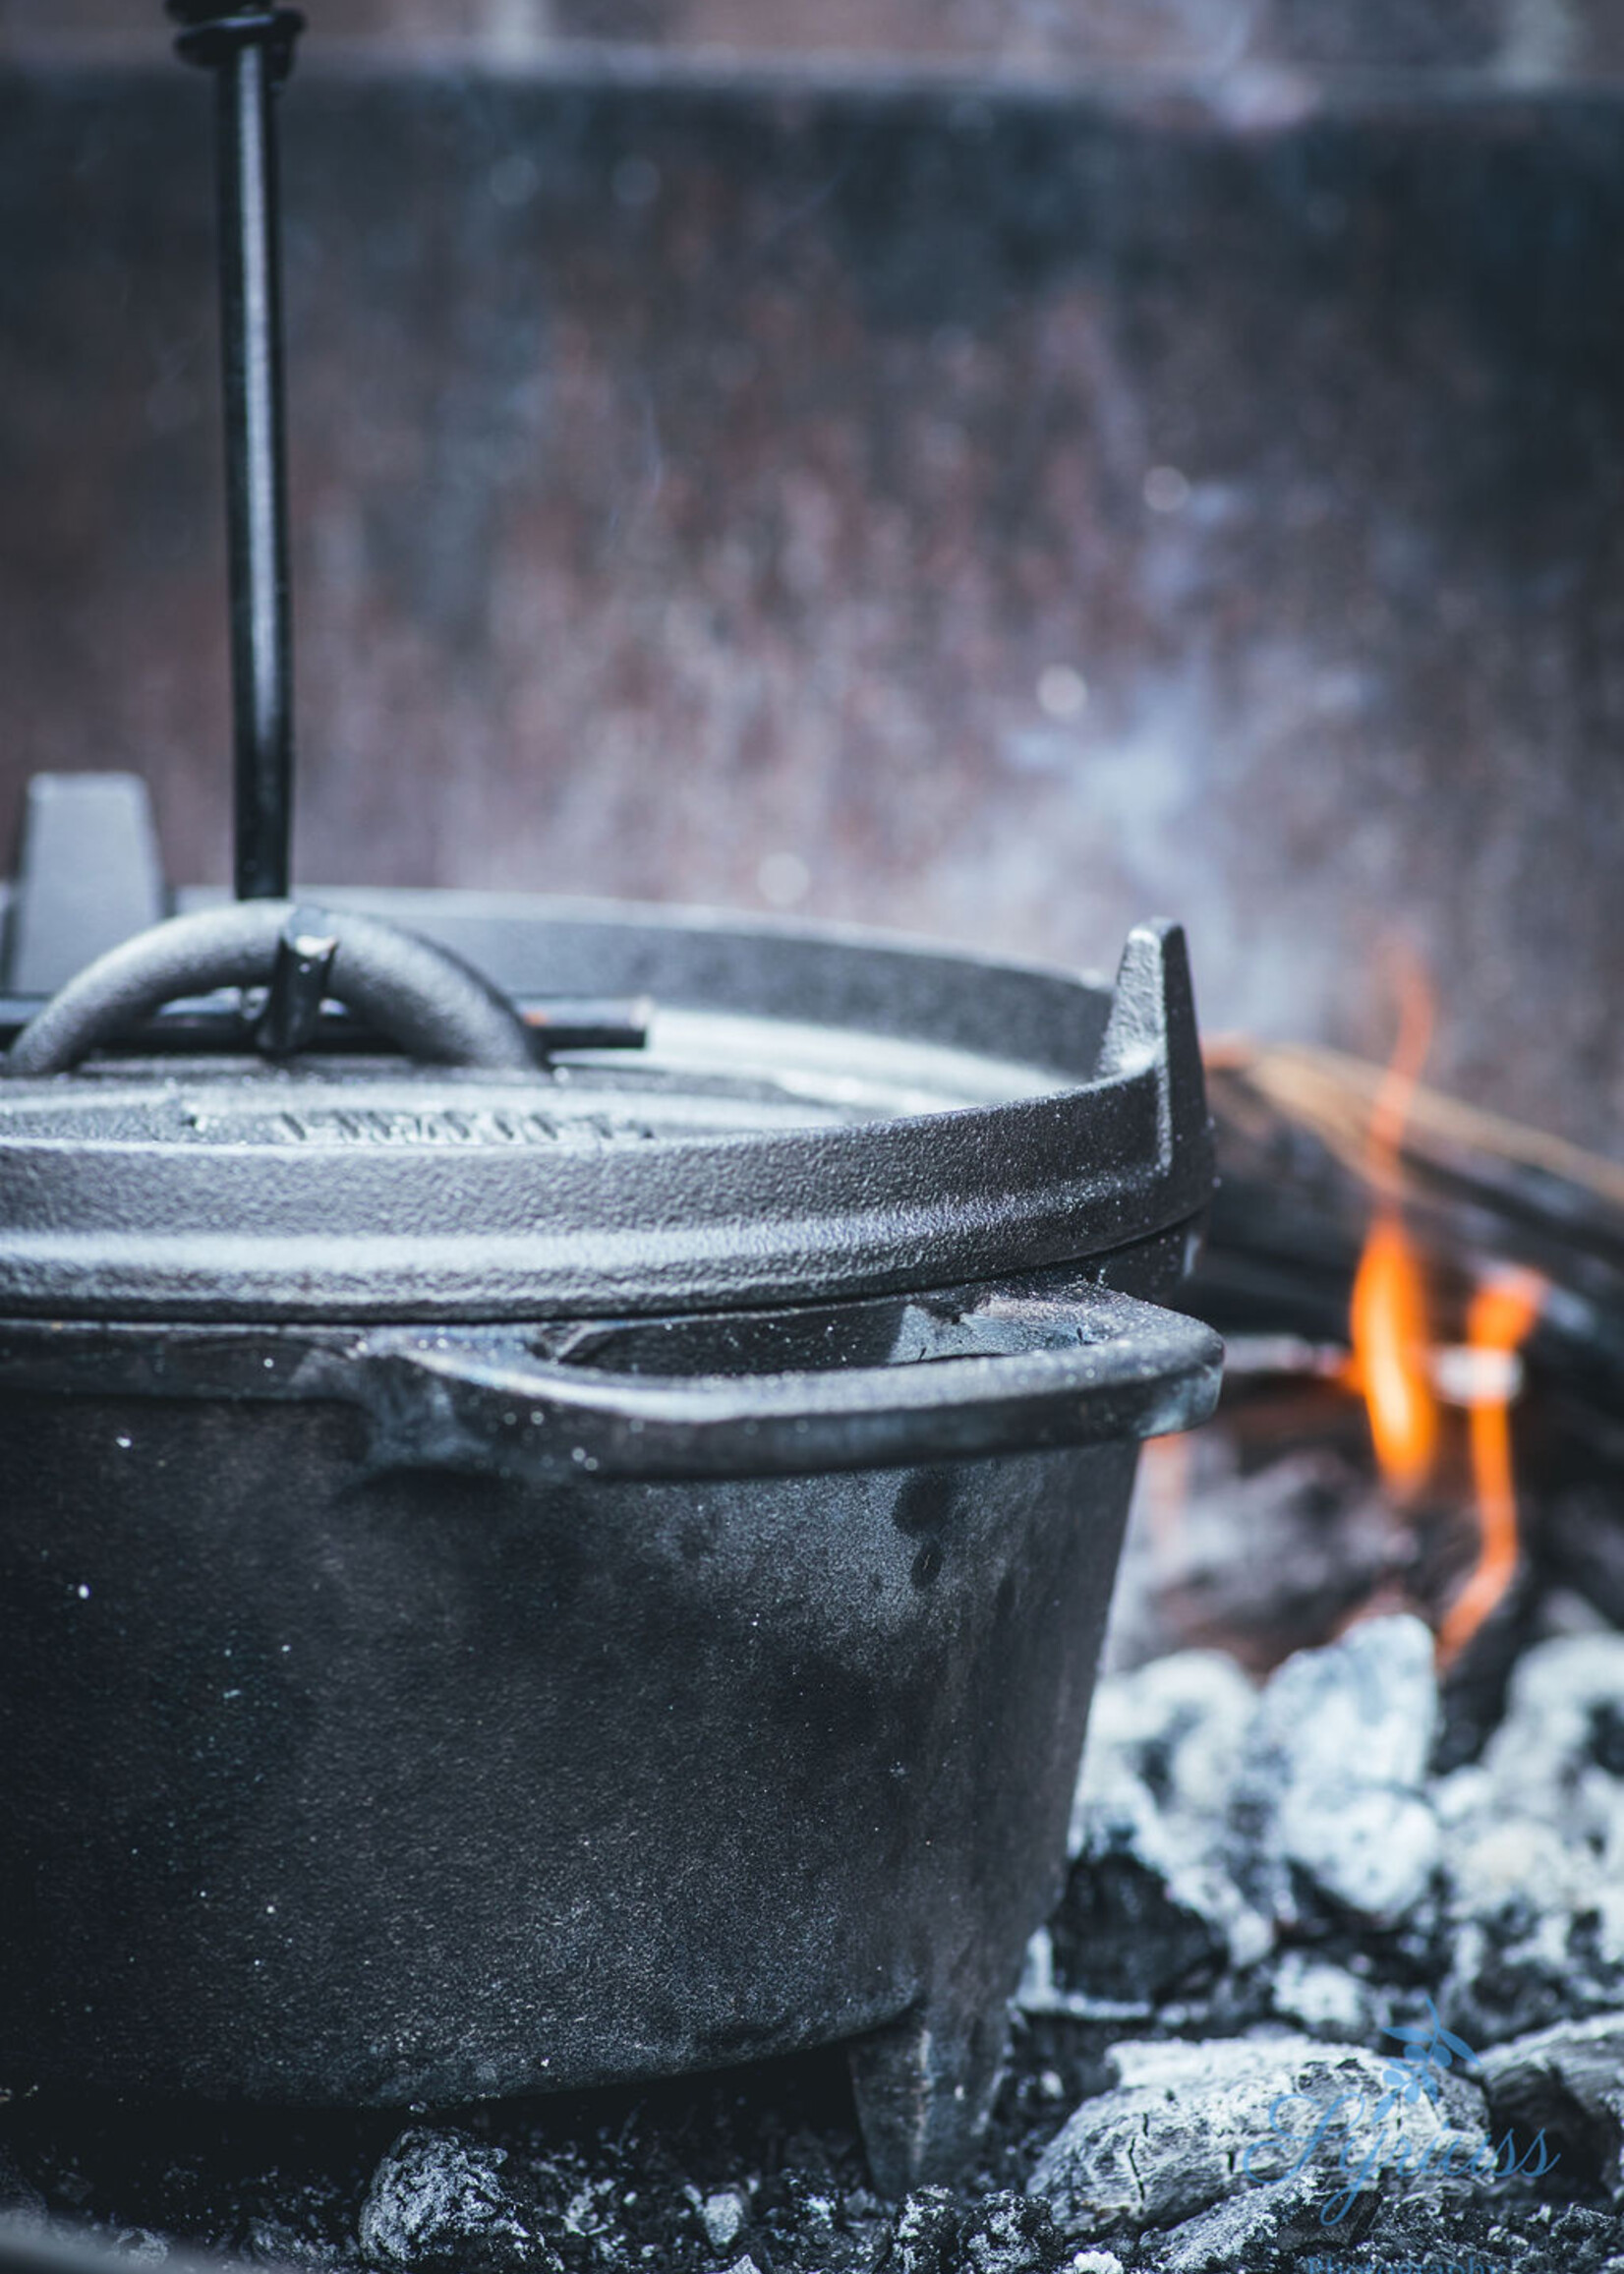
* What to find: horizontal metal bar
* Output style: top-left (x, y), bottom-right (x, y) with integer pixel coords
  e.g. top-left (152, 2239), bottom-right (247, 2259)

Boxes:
top-left (0, 994), bottom-right (650, 1059)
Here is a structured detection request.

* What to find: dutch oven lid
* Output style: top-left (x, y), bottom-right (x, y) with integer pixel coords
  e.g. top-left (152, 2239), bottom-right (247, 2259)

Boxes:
top-left (0, 893), bottom-right (1211, 1323)
top-left (0, 13), bottom-right (1212, 1335)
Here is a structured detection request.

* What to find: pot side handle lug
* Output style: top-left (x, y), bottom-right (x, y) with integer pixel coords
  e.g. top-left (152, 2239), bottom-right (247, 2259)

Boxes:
top-left (351, 1280), bottom-right (1224, 1485)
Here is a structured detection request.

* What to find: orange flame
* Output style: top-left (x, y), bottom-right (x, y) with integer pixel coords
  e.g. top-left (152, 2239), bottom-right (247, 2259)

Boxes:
top-left (1342, 955), bottom-right (1544, 1657)
top-left (1436, 1267), bottom-right (1545, 1663)
top-left (1348, 1216), bottom-right (1438, 1498)
top-left (1345, 957), bottom-right (1438, 1502)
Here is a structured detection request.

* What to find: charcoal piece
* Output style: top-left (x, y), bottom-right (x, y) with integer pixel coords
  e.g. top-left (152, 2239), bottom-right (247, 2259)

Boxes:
top-left (957, 2191), bottom-right (1063, 2272)
top-left (1479, 1633), bottom-right (1624, 1852)
top-left (1226, 1614), bottom-right (1441, 1930)
top-left (1432, 1566), bottom-right (1545, 1776)
top-left (1480, 2013), bottom-right (1624, 2203)
top-left (879, 2188), bottom-right (1063, 2274)
top-left (1103, 1438), bottom-right (1405, 1676)
top-left (1026, 2034), bottom-right (1487, 2245)
top-left (1132, 2181), bottom-right (1352, 2272)
top-left (1442, 1848), bottom-right (1624, 2050)
top-left (1046, 1821), bottom-right (1234, 2005)
top-left (243, 2210), bottom-right (357, 2264)
top-left (880, 2187), bottom-right (961, 2274)
top-left (1530, 2205), bottom-right (1624, 2269)
top-left (1368, 2196), bottom-right (1624, 2273)
top-left (1438, 1639), bottom-right (1624, 2045)
top-left (746, 2167), bottom-right (870, 2271)
top-left (545, 2164), bottom-right (629, 2264)
top-left (357, 2130), bottom-right (558, 2274)
top-left (1197, 1045), bottom-right (1624, 1416)
top-left (243, 2216), bottom-right (353, 2269)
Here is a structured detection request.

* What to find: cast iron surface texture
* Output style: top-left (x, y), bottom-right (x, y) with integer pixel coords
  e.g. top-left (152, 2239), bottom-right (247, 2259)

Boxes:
top-left (0, 1370), bottom-right (1145, 2192)
top-left (0, 1235), bottom-right (1218, 1483)
top-left (0, 902), bottom-right (1210, 1323)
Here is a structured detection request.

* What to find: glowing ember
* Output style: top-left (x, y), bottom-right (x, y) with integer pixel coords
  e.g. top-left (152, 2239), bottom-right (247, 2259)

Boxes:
top-left (1436, 1267), bottom-right (1545, 1664)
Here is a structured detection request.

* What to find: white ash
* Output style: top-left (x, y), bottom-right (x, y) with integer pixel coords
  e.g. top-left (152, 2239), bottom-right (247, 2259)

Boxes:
top-left (1441, 1809), bottom-right (1624, 2046)
top-left (1071, 1651), bottom-right (1256, 1843)
top-left (1439, 1635), bottom-right (1624, 2045)
top-left (878, 2187), bottom-right (1063, 2273)
top-left (1225, 1612), bottom-right (1441, 1931)
top-left (1042, 1652), bottom-right (1269, 2011)
top-left (697, 2188), bottom-right (748, 2251)
top-left (1016, 1616), bottom-right (1624, 2270)
top-left (1035, 1617), bottom-right (1624, 2051)
top-left (1478, 1633), bottom-right (1624, 1849)
top-left (1265, 1950), bottom-right (1389, 2041)
top-left (359, 2129), bottom-right (558, 2274)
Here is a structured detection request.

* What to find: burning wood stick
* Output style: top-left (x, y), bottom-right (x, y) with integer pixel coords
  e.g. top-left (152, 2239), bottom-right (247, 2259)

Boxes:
top-left (1189, 1038), bottom-right (1624, 1665)
top-left (1198, 1038), bottom-right (1624, 1396)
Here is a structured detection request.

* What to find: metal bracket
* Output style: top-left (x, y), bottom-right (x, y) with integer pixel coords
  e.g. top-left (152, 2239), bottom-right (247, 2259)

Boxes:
top-left (168, 6), bottom-right (305, 82)
top-left (3, 775), bottom-right (166, 997)
top-left (249, 908), bottom-right (338, 1057)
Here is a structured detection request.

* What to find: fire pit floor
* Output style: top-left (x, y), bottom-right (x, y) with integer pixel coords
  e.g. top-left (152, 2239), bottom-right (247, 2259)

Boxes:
top-left (8, 1592), bottom-right (1624, 2274)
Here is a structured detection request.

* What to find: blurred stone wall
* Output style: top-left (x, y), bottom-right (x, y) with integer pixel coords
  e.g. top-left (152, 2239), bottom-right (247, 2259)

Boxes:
top-left (2, 8), bottom-right (1624, 1148)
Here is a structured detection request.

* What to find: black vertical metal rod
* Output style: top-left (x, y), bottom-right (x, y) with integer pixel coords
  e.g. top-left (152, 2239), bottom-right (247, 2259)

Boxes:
top-left (170, 6), bottom-right (305, 902)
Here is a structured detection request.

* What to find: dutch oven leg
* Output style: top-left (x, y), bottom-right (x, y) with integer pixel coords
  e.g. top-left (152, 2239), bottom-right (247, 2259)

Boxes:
top-left (847, 1981), bottom-right (1012, 2194)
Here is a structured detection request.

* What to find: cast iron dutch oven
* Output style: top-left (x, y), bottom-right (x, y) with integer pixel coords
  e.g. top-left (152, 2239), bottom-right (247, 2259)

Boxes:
top-left (0, 871), bottom-right (1220, 2191)
top-left (0, 0), bottom-right (1222, 2195)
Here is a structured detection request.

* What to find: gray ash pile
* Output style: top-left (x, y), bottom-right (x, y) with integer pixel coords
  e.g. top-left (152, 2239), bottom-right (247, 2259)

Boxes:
top-left (8, 1613), bottom-right (1624, 2274)
top-left (1022, 1615), bottom-right (1624, 2269)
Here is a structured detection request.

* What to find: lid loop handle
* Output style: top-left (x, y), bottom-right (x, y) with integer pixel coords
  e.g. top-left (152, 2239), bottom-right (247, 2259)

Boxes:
top-left (2, 904), bottom-right (540, 1078)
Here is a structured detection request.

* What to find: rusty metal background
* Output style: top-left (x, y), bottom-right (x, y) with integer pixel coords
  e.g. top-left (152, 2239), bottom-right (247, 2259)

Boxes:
top-left (4, 1), bottom-right (1623, 75)
top-left (2, 17), bottom-right (1623, 1147)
